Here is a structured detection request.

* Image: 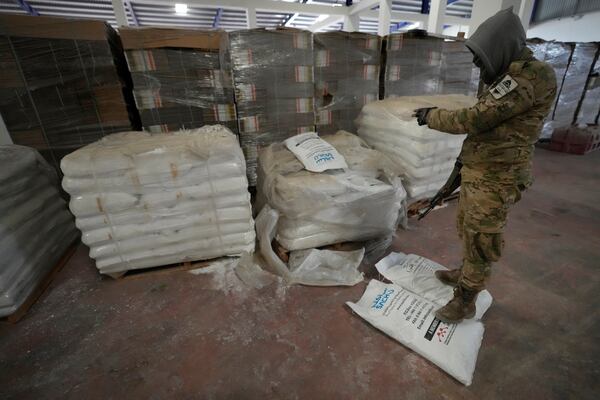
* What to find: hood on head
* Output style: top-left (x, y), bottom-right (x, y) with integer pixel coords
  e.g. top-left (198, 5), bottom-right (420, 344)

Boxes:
top-left (465, 7), bottom-right (526, 84)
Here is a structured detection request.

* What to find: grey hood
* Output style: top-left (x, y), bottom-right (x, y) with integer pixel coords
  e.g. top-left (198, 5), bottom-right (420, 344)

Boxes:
top-left (466, 7), bottom-right (526, 83)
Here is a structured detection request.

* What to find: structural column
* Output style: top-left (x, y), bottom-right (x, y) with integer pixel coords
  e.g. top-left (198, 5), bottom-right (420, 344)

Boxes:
top-left (111, 0), bottom-right (128, 27)
top-left (427, 0), bottom-right (447, 34)
top-left (518, 0), bottom-right (535, 31)
top-left (342, 14), bottom-right (360, 32)
top-left (377, 0), bottom-right (392, 37)
top-left (247, 7), bottom-right (257, 29)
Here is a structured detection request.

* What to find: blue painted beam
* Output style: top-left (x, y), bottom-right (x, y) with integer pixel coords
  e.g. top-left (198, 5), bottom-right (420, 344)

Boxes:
top-left (124, 0), bottom-right (139, 26)
top-left (13, 0), bottom-right (39, 16)
top-left (390, 21), bottom-right (411, 33)
top-left (420, 0), bottom-right (430, 14)
top-left (212, 8), bottom-right (223, 28)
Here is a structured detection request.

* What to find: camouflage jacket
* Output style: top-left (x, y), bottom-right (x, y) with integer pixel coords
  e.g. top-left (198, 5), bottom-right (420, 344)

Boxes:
top-left (427, 47), bottom-right (557, 185)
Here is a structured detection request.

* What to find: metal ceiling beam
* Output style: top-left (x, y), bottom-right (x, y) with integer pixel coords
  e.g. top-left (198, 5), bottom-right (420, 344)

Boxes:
top-left (308, 15), bottom-right (344, 31)
top-left (13, 0), bottom-right (39, 16)
top-left (132, 0), bottom-right (347, 15)
top-left (348, 0), bottom-right (379, 16)
top-left (213, 7), bottom-right (223, 27)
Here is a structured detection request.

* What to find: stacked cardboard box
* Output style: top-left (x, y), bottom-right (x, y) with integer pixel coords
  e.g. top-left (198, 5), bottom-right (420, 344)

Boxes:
top-left (384, 31), bottom-right (478, 98)
top-left (313, 32), bottom-right (381, 135)
top-left (0, 14), bottom-right (139, 170)
top-left (229, 28), bottom-right (315, 185)
top-left (120, 28), bottom-right (237, 134)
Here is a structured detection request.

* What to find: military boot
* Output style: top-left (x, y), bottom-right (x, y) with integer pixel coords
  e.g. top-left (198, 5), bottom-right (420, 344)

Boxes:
top-left (435, 285), bottom-right (479, 323)
top-left (434, 269), bottom-right (462, 286)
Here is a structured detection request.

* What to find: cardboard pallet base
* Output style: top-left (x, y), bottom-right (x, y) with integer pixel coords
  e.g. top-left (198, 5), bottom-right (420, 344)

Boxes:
top-left (3, 239), bottom-right (79, 324)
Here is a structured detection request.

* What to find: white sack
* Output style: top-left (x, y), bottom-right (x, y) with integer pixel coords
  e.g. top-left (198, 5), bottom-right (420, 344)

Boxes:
top-left (347, 279), bottom-right (484, 386)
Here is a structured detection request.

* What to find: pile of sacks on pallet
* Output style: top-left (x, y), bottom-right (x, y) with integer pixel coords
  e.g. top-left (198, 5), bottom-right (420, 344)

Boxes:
top-left (254, 131), bottom-right (406, 285)
top-left (60, 126), bottom-right (255, 276)
top-left (356, 95), bottom-right (475, 201)
top-left (0, 145), bottom-right (77, 317)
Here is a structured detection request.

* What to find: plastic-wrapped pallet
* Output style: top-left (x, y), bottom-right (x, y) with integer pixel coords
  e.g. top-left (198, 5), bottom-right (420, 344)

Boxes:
top-left (120, 28), bottom-right (237, 134)
top-left (314, 32), bottom-right (381, 134)
top-left (0, 14), bottom-right (140, 171)
top-left (256, 130), bottom-right (406, 251)
top-left (60, 125), bottom-right (255, 276)
top-left (229, 28), bottom-right (316, 185)
top-left (0, 145), bottom-right (77, 317)
top-left (576, 46), bottom-right (600, 126)
top-left (356, 95), bottom-right (476, 201)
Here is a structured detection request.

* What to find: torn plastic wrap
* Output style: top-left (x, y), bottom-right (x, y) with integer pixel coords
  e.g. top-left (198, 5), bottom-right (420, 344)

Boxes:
top-left (314, 32), bottom-right (381, 135)
top-left (0, 145), bottom-right (77, 317)
top-left (120, 28), bottom-right (237, 134)
top-left (256, 130), bottom-right (406, 252)
top-left (552, 42), bottom-right (598, 131)
top-left (356, 95), bottom-right (476, 201)
top-left (0, 14), bottom-right (140, 172)
top-left (229, 28), bottom-right (316, 185)
top-left (254, 205), bottom-right (364, 286)
top-left (60, 125), bottom-right (255, 275)
top-left (384, 32), bottom-right (479, 99)
top-left (576, 44), bottom-right (600, 126)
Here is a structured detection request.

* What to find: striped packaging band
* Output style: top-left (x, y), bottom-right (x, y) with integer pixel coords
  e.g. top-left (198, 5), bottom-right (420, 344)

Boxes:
top-left (295, 66), bottom-right (313, 83)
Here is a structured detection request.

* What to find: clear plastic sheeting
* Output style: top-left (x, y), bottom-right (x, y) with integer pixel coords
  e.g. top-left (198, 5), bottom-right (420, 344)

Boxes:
top-left (120, 28), bottom-right (237, 134)
top-left (552, 43), bottom-right (598, 130)
top-left (356, 95), bottom-right (475, 201)
top-left (254, 205), bottom-right (364, 286)
top-left (384, 32), bottom-right (479, 99)
top-left (576, 48), bottom-right (600, 126)
top-left (60, 125), bottom-right (255, 275)
top-left (229, 28), bottom-right (316, 185)
top-left (256, 130), bottom-right (406, 251)
top-left (0, 145), bottom-right (77, 317)
top-left (314, 32), bottom-right (381, 135)
top-left (0, 14), bottom-right (139, 171)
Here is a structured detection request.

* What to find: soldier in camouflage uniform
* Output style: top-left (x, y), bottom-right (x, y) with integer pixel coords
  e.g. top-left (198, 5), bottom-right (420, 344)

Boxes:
top-left (414, 8), bottom-right (557, 323)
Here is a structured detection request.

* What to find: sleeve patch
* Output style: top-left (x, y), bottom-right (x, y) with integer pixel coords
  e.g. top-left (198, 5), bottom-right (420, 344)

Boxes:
top-left (489, 74), bottom-right (518, 99)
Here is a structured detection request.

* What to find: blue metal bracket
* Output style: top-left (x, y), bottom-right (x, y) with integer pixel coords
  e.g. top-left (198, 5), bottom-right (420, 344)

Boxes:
top-left (13, 0), bottom-right (39, 16)
top-left (213, 8), bottom-right (223, 28)
top-left (124, 0), bottom-right (139, 26)
top-left (390, 21), bottom-right (412, 33)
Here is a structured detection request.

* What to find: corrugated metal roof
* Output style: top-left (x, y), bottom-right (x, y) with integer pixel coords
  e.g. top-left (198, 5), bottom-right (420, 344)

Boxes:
top-left (0, 0), bottom-right (474, 32)
top-left (533, 0), bottom-right (600, 23)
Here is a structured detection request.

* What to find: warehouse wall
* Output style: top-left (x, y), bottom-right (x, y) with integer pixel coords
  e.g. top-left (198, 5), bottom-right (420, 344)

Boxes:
top-left (527, 11), bottom-right (600, 42)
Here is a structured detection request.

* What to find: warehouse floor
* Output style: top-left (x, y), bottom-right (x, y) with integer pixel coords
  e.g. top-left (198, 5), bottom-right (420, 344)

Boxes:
top-left (1, 148), bottom-right (599, 400)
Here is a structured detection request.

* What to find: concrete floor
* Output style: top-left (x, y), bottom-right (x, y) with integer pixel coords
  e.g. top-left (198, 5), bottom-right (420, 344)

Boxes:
top-left (1, 148), bottom-right (599, 399)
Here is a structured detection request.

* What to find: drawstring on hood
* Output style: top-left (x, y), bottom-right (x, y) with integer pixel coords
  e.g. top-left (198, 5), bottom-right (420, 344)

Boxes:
top-left (465, 7), bottom-right (526, 85)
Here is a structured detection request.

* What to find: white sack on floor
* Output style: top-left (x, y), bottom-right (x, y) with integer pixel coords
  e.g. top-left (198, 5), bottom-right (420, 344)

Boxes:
top-left (256, 131), bottom-right (406, 251)
top-left (347, 279), bottom-right (484, 386)
top-left (61, 126), bottom-right (255, 275)
top-left (0, 145), bottom-right (77, 317)
top-left (376, 252), bottom-right (493, 320)
top-left (356, 95), bottom-right (476, 201)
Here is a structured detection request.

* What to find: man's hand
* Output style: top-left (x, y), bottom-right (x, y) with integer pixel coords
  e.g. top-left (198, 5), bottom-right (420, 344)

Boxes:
top-left (413, 107), bottom-right (437, 126)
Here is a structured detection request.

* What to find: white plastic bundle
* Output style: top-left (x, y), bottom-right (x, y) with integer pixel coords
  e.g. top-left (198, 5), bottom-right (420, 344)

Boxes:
top-left (0, 145), bottom-right (77, 317)
top-left (256, 131), bottom-right (406, 251)
top-left (61, 126), bottom-right (255, 275)
top-left (356, 95), bottom-right (476, 200)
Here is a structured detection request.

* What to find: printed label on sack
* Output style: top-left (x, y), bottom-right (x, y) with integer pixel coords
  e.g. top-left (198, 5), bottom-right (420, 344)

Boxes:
top-left (315, 50), bottom-right (331, 67)
top-left (390, 36), bottom-right (403, 51)
top-left (490, 74), bottom-right (518, 99)
top-left (238, 49), bottom-right (253, 65)
top-left (388, 65), bottom-right (401, 81)
top-left (295, 98), bottom-right (314, 113)
top-left (127, 50), bottom-right (156, 72)
top-left (135, 89), bottom-right (162, 109)
top-left (293, 33), bottom-right (310, 49)
top-left (364, 37), bottom-right (379, 51)
top-left (317, 110), bottom-right (332, 125)
top-left (295, 66), bottom-right (313, 82)
top-left (237, 84), bottom-right (257, 101)
top-left (240, 116), bottom-right (259, 133)
top-left (284, 132), bottom-right (348, 172)
top-left (213, 104), bottom-right (235, 121)
top-left (363, 65), bottom-right (378, 80)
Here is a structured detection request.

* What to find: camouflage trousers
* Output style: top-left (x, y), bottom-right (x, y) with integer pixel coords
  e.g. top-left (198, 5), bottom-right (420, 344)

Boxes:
top-left (456, 176), bottom-right (524, 291)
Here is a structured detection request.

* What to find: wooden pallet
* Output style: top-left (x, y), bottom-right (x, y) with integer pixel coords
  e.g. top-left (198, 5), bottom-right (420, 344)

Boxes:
top-left (3, 240), bottom-right (78, 324)
top-left (104, 257), bottom-right (223, 280)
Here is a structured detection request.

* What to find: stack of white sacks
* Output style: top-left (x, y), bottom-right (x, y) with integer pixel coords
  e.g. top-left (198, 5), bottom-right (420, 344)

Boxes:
top-left (356, 95), bottom-right (476, 200)
top-left (256, 131), bottom-right (406, 251)
top-left (1, 145), bottom-right (77, 317)
top-left (61, 126), bottom-right (255, 276)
